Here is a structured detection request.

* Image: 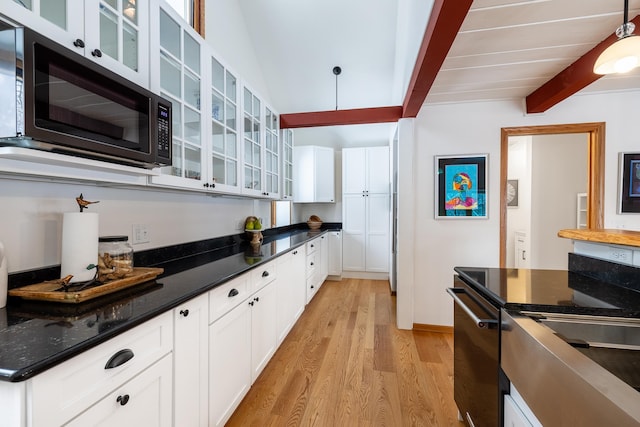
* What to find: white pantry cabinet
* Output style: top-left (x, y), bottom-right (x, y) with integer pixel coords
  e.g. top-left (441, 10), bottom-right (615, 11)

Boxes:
top-left (342, 147), bottom-right (390, 274)
top-left (173, 293), bottom-right (209, 427)
top-left (1, 0), bottom-right (150, 88)
top-left (293, 146), bottom-right (335, 203)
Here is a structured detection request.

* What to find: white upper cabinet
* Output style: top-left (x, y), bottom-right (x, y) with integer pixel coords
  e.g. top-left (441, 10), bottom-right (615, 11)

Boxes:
top-left (241, 86), bottom-right (280, 199)
top-left (343, 146), bottom-right (389, 194)
top-left (208, 55), bottom-right (241, 194)
top-left (1, 0), bottom-right (149, 88)
top-left (264, 106), bottom-right (280, 198)
top-left (293, 146), bottom-right (335, 203)
top-left (149, 0), bottom-right (206, 191)
top-left (281, 129), bottom-right (294, 200)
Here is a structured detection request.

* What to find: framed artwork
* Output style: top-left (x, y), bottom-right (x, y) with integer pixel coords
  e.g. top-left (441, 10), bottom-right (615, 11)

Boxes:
top-left (435, 154), bottom-right (488, 219)
top-left (619, 152), bottom-right (640, 213)
top-left (506, 179), bottom-right (518, 207)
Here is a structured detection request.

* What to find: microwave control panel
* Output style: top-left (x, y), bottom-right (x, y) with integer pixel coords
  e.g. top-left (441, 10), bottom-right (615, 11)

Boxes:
top-left (157, 103), bottom-right (171, 160)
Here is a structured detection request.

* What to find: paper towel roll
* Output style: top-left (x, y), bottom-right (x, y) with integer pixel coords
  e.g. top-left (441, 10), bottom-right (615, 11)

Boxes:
top-left (60, 212), bottom-right (99, 283)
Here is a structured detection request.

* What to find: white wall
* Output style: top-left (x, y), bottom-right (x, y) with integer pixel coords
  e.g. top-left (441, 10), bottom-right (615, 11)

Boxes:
top-left (404, 89), bottom-right (640, 327)
top-left (506, 136), bottom-right (531, 268)
top-left (0, 178), bottom-right (272, 273)
top-left (530, 133), bottom-right (587, 269)
top-left (204, 0), bottom-right (272, 107)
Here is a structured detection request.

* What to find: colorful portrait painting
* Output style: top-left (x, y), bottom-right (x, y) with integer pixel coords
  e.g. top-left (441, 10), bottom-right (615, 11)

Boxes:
top-left (620, 153), bottom-right (640, 213)
top-left (435, 155), bottom-right (487, 218)
top-left (444, 165), bottom-right (478, 211)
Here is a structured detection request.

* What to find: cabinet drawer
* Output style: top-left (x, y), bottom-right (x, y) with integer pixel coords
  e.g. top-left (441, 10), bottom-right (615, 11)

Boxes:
top-left (306, 252), bottom-right (317, 278)
top-left (66, 354), bottom-right (173, 427)
top-left (306, 238), bottom-right (320, 255)
top-left (30, 312), bottom-right (173, 427)
top-left (251, 261), bottom-right (277, 293)
top-left (209, 275), bottom-right (250, 324)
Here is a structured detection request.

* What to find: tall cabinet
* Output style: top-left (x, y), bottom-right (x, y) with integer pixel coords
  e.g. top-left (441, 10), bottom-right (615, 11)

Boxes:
top-left (342, 147), bottom-right (390, 273)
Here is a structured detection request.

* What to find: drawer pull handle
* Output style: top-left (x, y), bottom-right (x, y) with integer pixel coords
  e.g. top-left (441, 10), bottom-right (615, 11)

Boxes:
top-left (180, 309), bottom-right (189, 317)
top-left (262, 271), bottom-right (269, 277)
top-left (228, 288), bottom-right (239, 297)
top-left (117, 394), bottom-right (130, 406)
top-left (105, 349), bottom-right (134, 369)
top-left (73, 38), bottom-right (85, 48)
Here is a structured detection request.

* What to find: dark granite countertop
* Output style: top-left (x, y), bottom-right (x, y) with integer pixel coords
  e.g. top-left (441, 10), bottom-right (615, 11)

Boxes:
top-left (454, 253), bottom-right (640, 318)
top-left (0, 224), bottom-right (338, 382)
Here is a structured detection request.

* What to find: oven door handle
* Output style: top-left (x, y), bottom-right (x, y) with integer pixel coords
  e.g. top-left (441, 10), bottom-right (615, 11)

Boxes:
top-left (446, 287), bottom-right (498, 329)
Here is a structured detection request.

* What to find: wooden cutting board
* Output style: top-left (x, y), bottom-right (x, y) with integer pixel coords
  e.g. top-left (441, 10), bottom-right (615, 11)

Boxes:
top-left (8, 267), bottom-right (164, 304)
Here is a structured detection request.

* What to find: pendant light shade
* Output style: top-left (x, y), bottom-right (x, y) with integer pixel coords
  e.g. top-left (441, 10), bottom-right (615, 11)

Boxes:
top-left (594, 1), bottom-right (640, 74)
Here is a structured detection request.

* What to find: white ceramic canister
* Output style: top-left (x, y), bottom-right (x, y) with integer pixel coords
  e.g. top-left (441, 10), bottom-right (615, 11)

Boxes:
top-left (0, 241), bottom-right (7, 308)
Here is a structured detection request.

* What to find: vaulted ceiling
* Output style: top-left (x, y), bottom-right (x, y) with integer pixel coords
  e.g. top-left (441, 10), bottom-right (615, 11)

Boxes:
top-left (238, 0), bottom-right (640, 146)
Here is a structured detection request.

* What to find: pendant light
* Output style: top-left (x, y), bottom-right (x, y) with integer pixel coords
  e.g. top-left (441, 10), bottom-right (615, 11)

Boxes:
top-left (594, 0), bottom-right (640, 74)
top-left (333, 66), bottom-right (342, 110)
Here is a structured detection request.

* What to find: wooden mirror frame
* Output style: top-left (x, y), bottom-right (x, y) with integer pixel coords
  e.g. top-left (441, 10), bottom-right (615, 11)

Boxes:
top-left (499, 123), bottom-right (605, 267)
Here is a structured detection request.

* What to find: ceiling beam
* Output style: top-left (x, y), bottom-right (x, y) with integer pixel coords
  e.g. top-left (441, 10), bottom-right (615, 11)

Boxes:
top-left (280, 106), bottom-right (403, 129)
top-left (402, 0), bottom-right (473, 118)
top-left (526, 15), bottom-right (640, 114)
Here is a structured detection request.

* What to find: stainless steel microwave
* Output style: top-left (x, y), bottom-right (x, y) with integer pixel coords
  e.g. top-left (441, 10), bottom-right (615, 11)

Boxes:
top-left (0, 21), bottom-right (171, 169)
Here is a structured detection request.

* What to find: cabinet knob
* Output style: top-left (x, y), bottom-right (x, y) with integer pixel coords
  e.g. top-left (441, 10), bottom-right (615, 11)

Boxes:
top-left (91, 49), bottom-right (102, 57)
top-left (116, 394), bottom-right (130, 406)
top-left (105, 349), bottom-right (134, 369)
top-left (293, 250), bottom-right (298, 255)
top-left (228, 288), bottom-right (239, 297)
top-left (310, 285), bottom-right (314, 289)
top-left (254, 296), bottom-right (260, 302)
top-left (73, 38), bottom-right (85, 48)
top-left (310, 262), bottom-right (314, 266)
top-left (180, 309), bottom-right (189, 317)
top-left (262, 271), bottom-right (269, 277)
top-left (249, 300), bottom-right (254, 306)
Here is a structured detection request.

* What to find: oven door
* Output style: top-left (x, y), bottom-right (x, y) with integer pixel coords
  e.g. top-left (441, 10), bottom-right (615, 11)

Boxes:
top-left (447, 278), bottom-right (500, 427)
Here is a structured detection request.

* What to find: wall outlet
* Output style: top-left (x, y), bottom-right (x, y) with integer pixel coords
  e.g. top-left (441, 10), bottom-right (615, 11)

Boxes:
top-left (609, 246), bottom-right (632, 265)
top-left (132, 224), bottom-right (150, 244)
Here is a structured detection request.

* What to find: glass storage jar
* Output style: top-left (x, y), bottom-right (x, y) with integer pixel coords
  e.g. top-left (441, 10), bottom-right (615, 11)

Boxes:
top-left (98, 236), bottom-right (134, 281)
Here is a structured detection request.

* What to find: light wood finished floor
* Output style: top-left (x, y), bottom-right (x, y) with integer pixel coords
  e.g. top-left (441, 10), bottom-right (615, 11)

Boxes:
top-left (227, 278), bottom-right (463, 426)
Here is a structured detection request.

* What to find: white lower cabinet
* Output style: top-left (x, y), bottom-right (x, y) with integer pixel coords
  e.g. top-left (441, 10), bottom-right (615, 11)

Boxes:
top-left (276, 247), bottom-right (306, 345)
top-left (66, 354), bottom-right (173, 427)
top-left (208, 259), bottom-right (278, 427)
top-left (305, 235), bottom-right (329, 303)
top-left (250, 280), bottom-right (278, 382)
top-left (209, 296), bottom-right (252, 427)
top-left (1, 245), bottom-right (316, 427)
top-left (30, 312), bottom-right (173, 427)
top-left (173, 293), bottom-right (209, 427)
top-left (328, 230), bottom-right (343, 276)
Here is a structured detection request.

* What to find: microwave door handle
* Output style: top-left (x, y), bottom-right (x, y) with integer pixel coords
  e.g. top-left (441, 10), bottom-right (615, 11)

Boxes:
top-left (446, 287), bottom-right (498, 329)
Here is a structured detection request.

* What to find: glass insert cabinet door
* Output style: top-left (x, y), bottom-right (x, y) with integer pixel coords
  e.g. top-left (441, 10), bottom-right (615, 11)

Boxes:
top-left (210, 56), bottom-right (239, 191)
top-left (281, 128), bottom-right (294, 199)
top-left (85, 0), bottom-right (150, 88)
top-left (243, 86), bottom-right (263, 194)
top-left (157, 4), bottom-right (203, 183)
top-left (264, 106), bottom-right (279, 196)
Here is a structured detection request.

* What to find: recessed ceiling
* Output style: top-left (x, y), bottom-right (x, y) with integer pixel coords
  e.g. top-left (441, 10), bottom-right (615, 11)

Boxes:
top-left (238, 0), bottom-right (640, 146)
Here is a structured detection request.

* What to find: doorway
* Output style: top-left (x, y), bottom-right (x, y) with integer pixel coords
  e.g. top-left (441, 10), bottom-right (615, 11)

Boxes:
top-left (499, 123), bottom-right (605, 268)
